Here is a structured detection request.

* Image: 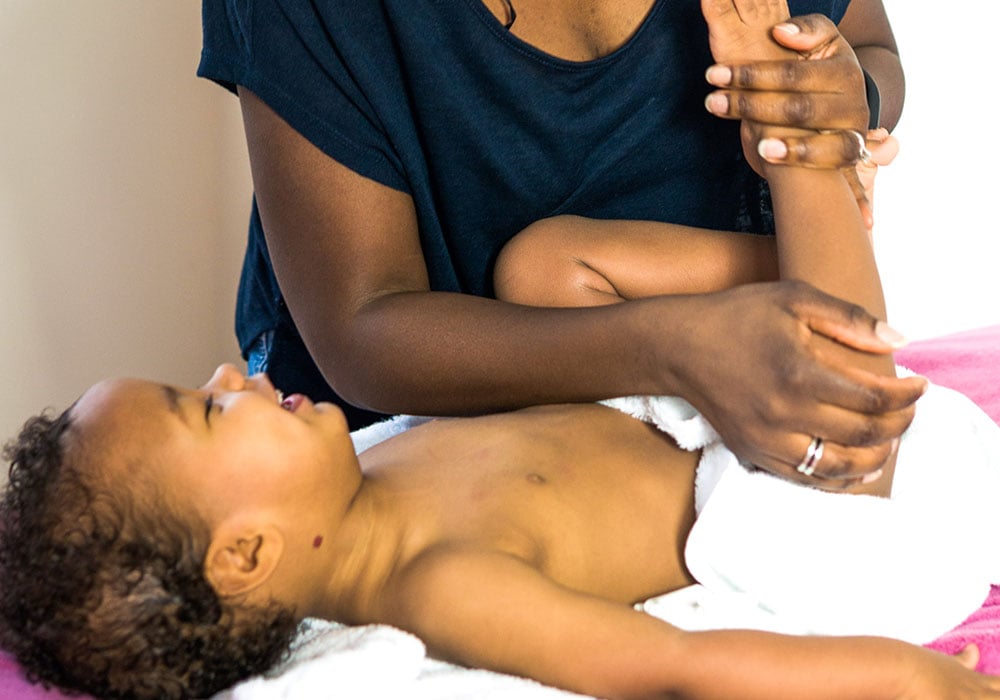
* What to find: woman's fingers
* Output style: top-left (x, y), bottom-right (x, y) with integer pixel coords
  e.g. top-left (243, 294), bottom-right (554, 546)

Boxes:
top-left (750, 433), bottom-right (899, 490)
top-left (669, 282), bottom-right (925, 487)
top-left (767, 13), bottom-right (843, 56)
top-left (704, 12), bottom-right (871, 156)
top-left (730, 388), bottom-right (915, 488)
top-left (707, 56), bottom-right (857, 94)
top-left (706, 88), bottom-right (865, 132)
top-left (753, 129), bottom-right (875, 168)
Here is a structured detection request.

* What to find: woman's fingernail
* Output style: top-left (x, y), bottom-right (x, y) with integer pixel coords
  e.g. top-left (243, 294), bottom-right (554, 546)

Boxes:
top-left (757, 138), bottom-right (788, 161)
top-left (875, 320), bottom-right (908, 348)
top-left (705, 65), bottom-right (732, 86)
top-left (775, 22), bottom-right (800, 35)
top-left (861, 468), bottom-right (884, 485)
top-left (704, 93), bottom-right (728, 114)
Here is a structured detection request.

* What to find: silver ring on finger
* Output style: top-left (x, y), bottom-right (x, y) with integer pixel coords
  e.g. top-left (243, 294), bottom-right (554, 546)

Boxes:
top-left (850, 129), bottom-right (873, 165)
top-left (796, 436), bottom-right (825, 477)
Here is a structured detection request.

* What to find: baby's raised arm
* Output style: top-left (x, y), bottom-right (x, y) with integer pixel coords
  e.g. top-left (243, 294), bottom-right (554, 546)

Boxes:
top-left (494, 0), bottom-right (911, 492)
top-left (702, 0), bottom-right (900, 494)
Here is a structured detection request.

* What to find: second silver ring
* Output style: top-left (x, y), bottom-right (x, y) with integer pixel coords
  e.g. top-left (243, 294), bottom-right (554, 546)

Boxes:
top-left (796, 436), bottom-right (825, 477)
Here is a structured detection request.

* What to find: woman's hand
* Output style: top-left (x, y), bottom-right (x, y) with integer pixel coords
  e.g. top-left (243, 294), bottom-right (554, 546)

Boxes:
top-left (655, 280), bottom-right (925, 488)
top-left (705, 12), bottom-right (870, 172)
top-left (756, 126), bottom-right (898, 234)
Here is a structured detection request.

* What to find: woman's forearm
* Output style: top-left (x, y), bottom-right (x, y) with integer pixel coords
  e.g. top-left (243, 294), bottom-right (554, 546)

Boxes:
top-left (327, 290), bottom-right (690, 415)
top-left (855, 45), bottom-right (905, 130)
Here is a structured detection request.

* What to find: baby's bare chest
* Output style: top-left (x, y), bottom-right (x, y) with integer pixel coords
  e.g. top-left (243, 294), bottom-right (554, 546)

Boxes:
top-left (370, 407), bottom-right (699, 600)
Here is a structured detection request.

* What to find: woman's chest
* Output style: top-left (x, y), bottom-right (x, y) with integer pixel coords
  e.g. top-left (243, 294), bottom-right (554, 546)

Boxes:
top-left (479, 0), bottom-right (659, 61)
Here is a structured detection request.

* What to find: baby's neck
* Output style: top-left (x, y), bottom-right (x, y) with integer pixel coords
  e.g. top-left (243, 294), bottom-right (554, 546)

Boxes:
top-left (304, 481), bottom-right (413, 624)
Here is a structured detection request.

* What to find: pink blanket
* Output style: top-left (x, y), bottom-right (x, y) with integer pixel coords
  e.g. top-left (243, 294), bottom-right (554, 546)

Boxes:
top-left (896, 325), bottom-right (1000, 426)
top-left (894, 325), bottom-right (1000, 672)
top-left (927, 585), bottom-right (1000, 674)
top-left (2, 325), bottom-right (999, 697)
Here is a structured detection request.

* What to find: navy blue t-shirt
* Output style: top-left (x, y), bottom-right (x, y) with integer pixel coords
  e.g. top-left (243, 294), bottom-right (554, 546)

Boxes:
top-left (198, 0), bottom-right (850, 416)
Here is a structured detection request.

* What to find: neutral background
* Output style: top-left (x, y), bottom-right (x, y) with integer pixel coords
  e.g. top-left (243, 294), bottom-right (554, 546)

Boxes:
top-left (1, 0), bottom-right (998, 455)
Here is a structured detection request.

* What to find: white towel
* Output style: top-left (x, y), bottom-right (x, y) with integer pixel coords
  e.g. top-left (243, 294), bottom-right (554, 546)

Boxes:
top-left (681, 382), bottom-right (1000, 643)
top-left (217, 619), bottom-right (589, 700)
top-left (219, 622), bottom-right (426, 699)
top-left (350, 414), bottom-right (432, 454)
top-left (600, 394), bottom-right (719, 451)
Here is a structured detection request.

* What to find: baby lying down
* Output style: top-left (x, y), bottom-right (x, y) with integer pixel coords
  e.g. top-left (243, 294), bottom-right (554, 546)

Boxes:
top-left (2, 364), bottom-right (1000, 700)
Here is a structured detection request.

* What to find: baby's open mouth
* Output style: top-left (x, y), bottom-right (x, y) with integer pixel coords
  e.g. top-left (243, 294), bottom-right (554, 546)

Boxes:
top-left (280, 393), bottom-right (307, 413)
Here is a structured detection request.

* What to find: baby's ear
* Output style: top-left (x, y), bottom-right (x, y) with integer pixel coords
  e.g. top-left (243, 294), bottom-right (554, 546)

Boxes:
top-left (205, 520), bottom-right (284, 598)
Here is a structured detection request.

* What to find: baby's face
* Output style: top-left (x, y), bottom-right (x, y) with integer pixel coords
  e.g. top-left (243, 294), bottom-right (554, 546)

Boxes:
top-left (69, 364), bottom-right (361, 526)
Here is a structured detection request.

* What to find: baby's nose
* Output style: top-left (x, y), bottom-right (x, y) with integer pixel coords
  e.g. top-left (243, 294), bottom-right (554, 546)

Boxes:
top-left (245, 372), bottom-right (279, 401)
top-left (203, 363), bottom-right (246, 392)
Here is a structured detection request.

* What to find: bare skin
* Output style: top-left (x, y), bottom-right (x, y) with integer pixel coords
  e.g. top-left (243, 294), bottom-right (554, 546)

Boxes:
top-left (59, 2), bottom-right (998, 698)
top-left (72, 360), bottom-right (996, 700)
top-left (237, 0), bottom-right (920, 483)
top-left (494, 0), bottom-right (905, 495)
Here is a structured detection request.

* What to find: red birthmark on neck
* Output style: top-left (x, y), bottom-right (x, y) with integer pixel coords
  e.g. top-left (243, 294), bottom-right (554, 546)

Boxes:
top-left (313, 535), bottom-right (324, 549)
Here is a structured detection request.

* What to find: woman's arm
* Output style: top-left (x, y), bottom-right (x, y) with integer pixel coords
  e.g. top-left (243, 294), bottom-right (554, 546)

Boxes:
top-left (705, 0), bottom-right (903, 169)
top-left (837, 0), bottom-right (904, 131)
top-left (239, 87), bottom-right (922, 481)
top-left (238, 88), bottom-right (729, 413)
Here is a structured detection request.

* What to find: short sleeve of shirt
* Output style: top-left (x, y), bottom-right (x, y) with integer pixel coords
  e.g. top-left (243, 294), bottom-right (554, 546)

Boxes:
top-left (198, 0), bottom-right (410, 192)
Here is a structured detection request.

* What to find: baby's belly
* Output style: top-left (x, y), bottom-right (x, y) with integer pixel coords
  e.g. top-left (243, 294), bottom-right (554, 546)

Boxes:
top-left (525, 433), bottom-right (700, 602)
top-left (384, 403), bottom-right (701, 602)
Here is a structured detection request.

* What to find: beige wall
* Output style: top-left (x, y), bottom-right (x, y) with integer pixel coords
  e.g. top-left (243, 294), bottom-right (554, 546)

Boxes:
top-left (0, 1), bottom-right (251, 452)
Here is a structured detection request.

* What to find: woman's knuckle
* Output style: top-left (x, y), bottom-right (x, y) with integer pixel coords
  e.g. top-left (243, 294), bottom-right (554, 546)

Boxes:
top-left (849, 417), bottom-right (881, 447)
top-left (853, 386), bottom-right (886, 414)
top-left (757, 392), bottom-right (785, 424)
top-left (845, 301), bottom-right (871, 326)
top-left (822, 458), bottom-right (853, 480)
top-left (840, 132), bottom-right (861, 163)
top-left (733, 64), bottom-right (757, 88)
top-left (827, 448), bottom-right (877, 479)
top-left (792, 14), bottom-right (822, 33)
top-left (736, 92), bottom-right (754, 118)
top-left (779, 61), bottom-right (798, 89)
top-left (787, 137), bottom-right (811, 163)
top-left (782, 94), bottom-right (814, 127)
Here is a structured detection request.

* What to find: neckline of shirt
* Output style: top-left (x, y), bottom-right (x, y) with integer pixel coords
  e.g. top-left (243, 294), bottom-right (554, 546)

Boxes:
top-left (462, 0), bottom-right (666, 72)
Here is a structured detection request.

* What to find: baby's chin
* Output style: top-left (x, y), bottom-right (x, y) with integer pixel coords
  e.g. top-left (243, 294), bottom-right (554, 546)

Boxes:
top-left (313, 400), bottom-right (351, 433)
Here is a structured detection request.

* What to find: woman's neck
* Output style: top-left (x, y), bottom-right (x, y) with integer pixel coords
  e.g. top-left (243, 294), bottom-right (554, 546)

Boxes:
top-left (479, 0), bottom-right (658, 62)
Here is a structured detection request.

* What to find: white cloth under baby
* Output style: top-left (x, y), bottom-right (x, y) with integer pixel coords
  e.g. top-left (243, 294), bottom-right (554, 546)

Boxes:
top-left (605, 382), bottom-right (1000, 644)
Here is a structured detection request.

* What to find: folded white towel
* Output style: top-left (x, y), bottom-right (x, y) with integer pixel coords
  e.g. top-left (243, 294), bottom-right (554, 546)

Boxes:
top-left (682, 382), bottom-right (1000, 643)
top-left (220, 622), bottom-right (426, 699)
top-left (350, 414), bottom-right (431, 454)
top-left (218, 619), bottom-right (589, 700)
top-left (600, 394), bottom-right (719, 451)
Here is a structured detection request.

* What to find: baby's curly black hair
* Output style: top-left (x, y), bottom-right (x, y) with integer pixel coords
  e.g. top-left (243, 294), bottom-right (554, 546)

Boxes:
top-left (0, 408), bottom-right (299, 699)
